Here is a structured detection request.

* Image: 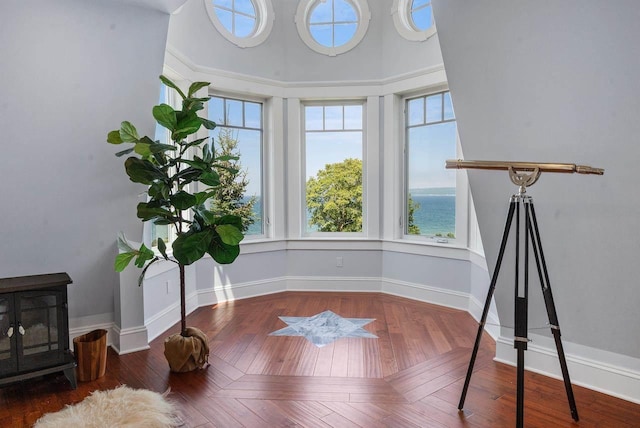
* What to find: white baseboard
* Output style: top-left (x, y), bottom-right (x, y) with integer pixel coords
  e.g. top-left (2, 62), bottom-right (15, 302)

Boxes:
top-left (287, 276), bottom-right (380, 292)
top-left (110, 325), bottom-right (149, 355)
top-left (380, 277), bottom-right (470, 311)
top-left (197, 277), bottom-right (287, 306)
top-left (145, 290), bottom-right (200, 342)
top-left (495, 333), bottom-right (640, 404)
top-left (68, 313), bottom-right (115, 350)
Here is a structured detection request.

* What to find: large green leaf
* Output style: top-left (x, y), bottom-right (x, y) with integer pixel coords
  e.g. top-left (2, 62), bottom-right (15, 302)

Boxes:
top-left (115, 252), bottom-right (136, 272)
top-left (200, 117), bottom-right (217, 130)
top-left (193, 204), bottom-right (217, 225)
top-left (148, 181), bottom-right (170, 200)
top-left (157, 237), bottom-right (168, 260)
top-left (134, 142), bottom-right (152, 157)
top-left (160, 75), bottom-right (186, 99)
top-left (199, 171), bottom-right (220, 187)
top-left (216, 224), bottom-right (244, 246)
top-left (134, 244), bottom-right (155, 268)
top-left (193, 191), bottom-right (215, 206)
top-left (202, 143), bottom-right (212, 162)
top-left (120, 121), bottom-right (140, 143)
top-left (183, 99), bottom-right (205, 113)
top-left (136, 202), bottom-right (173, 221)
top-left (188, 81), bottom-right (210, 97)
top-left (153, 104), bottom-right (177, 130)
top-left (177, 158), bottom-right (209, 170)
top-left (172, 230), bottom-right (213, 265)
top-left (173, 168), bottom-right (201, 185)
top-left (149, 143), bottom-right (176, 154)
top-left (172, 112), bottom-right (202, 140)
top-left (207, 238), bottom-right (240, 265)
top-left (107, 130), bottom-right (123, 145)
top-left (124, 157), bottom-right (164, 184)
top-left (170, 191), bottom-right (197, 210)
top-left (216, 214), bottom-right (244, 230)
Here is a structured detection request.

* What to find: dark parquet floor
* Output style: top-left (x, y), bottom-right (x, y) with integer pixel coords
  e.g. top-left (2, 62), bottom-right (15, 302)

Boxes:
top-left (1, 292), bottom-right (638, 427)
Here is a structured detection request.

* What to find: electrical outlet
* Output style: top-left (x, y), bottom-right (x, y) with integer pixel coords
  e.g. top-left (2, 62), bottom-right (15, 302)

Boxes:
top-left (336, 257), bottom-right (343, 267)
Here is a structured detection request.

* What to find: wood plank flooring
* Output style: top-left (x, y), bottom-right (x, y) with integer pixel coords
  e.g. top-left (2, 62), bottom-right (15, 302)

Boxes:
top-left (1, 292), bottom-right (638, 427)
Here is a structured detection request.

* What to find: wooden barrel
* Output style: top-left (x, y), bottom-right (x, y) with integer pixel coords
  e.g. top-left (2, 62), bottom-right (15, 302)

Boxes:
top-left (73, 329), bottom-right (107, 382)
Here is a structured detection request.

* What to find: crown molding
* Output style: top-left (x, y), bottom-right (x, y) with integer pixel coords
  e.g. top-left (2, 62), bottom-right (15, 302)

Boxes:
top-left (164, 45), bottom-right (447, 98)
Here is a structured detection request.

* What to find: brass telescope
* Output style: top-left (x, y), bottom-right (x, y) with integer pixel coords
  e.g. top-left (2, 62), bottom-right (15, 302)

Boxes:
top-left (445, 159), bottom-right (604, 175)
top-left (446, 159), bottom-right (603, 193)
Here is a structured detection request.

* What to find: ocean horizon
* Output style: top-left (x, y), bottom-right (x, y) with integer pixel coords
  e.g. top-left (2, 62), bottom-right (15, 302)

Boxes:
top-left (246, 187), bottom-right (455, 237)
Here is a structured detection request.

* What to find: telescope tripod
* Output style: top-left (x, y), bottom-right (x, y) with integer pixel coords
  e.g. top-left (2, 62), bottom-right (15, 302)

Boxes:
top-left (458, 191), bottom-right (579, 427)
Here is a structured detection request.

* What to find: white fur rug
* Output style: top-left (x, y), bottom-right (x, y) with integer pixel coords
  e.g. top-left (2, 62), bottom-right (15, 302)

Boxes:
top-left (33, 385), bottom-right (181, 428)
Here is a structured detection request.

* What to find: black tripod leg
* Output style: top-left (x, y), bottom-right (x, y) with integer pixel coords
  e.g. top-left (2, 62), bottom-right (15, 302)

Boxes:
top-left (516, 341), bottom-right (526, 428)
top-left (513, 199), bottom-right (529, 428)
top-left (458, 198), bottom-right (517, 411)
top-left (526, 201), bottom-right (579, 422)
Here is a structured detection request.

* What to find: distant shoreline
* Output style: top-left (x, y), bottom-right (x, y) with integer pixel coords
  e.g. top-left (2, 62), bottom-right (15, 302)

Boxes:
top-left (409, 187), bottom-right (455, 196)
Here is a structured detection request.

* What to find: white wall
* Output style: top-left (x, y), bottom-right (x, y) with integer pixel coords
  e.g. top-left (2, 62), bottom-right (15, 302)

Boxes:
top-left (432, 0), bottom-right (640, 360)
top-left (0, 0), bottom-right (170, 323)
top-left (166, 0), bottom-right (442, 82)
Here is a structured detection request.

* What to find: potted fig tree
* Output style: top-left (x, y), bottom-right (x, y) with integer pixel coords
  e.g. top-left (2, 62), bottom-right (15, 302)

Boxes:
top-left (107, 75), bottom-right (244, 372)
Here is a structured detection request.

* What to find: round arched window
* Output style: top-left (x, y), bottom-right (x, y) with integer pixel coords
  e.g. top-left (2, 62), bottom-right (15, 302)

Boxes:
top-left (392, 0), bottom-right (437, 42)
top-left (296, 0), bottom-right (371, 56)
top-left (204, 0), bottom-right (274, 48)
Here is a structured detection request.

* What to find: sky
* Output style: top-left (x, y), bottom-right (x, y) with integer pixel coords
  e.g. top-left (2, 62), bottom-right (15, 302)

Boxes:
top-left (407, 121), bottom-right (457, 190)
top-left (305, 104), bottom-right (363, 181)
top-left (407, 92), bottom-right (457, 189)
top-left (213, 0), bottom-right (256, 38)
top-left (209, 97), bottom-right (262, 196)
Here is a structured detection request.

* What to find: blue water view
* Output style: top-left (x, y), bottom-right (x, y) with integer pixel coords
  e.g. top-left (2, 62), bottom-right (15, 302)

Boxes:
top-left (409, 188), bottom-right (455, 237)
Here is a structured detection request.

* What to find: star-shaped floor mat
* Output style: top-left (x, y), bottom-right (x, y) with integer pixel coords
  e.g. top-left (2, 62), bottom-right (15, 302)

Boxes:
top-left (269, 310), bottom-right (377, 347)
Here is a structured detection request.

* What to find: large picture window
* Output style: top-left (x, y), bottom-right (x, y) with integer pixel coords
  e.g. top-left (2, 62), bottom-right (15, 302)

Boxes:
top-left (208, 95), bottom-right (264, 236)
top-left (303, 102), bottom-right (364, 234)
top-left (405, 91), bottom-right (458, 240)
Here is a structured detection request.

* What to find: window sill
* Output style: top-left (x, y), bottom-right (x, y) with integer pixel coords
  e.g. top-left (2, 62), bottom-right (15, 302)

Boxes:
top-left (142, 237), bottom-right (484, 280)
top-left (382, 239), bottom-right (471, 261)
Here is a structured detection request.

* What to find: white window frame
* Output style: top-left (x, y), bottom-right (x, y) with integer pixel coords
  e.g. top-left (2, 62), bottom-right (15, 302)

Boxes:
top-left (208, 92), bottom-right (267, 240)
top-left (301, 99), bottom-right (367, 237)
top-left (204, 0), bottom-right (275, 48)
top-left (391, 0), bottom-right (437, 42)
top-left (295, 0), bottom-right (371, 57)
top-left (149, 83), bottom-right (179, 249)
top-left (400, 90), bottom-right (468, 247)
